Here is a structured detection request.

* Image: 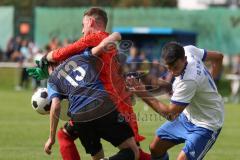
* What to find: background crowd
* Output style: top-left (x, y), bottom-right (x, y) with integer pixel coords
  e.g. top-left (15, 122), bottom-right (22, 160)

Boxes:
top-left (1, 36), bottom-right (240, 100)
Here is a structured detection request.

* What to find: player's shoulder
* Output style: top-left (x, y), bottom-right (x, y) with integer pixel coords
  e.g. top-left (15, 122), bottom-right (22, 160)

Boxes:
top-left (61, 50), bottom-right (93, 65)
top-left (184, 45), bottom-right (207, 61)
top-left (184, 45), bottom-right (196, 51)
top-left (184, 45), bottom-right (203, 54)
top-left (184, 45), bottom-right (197, 57)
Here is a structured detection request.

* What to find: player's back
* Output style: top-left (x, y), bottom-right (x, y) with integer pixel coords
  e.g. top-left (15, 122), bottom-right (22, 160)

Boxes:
top-left (48, 51), bottom-right (116, 121)
top-left (98, 49), bottom-right (133, 106)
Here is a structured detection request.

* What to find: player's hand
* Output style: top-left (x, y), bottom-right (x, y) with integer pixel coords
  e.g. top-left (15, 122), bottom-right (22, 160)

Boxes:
top-left (36, 56), bottom-right (49, 69)
top-left (126, 76), bottom-right (146, 92)
top-left (26, 67), bottom-right (49, 80)
top-left (44, 138), bottom-right (55, 155)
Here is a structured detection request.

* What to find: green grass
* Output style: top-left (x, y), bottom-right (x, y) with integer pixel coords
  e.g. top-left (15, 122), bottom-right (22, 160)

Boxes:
top-left (0, 68), bottom-right (239, 159)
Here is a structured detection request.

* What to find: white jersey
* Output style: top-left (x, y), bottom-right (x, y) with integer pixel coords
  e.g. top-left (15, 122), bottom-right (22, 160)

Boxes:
top-left (171, 45), bottom-right (224, 131)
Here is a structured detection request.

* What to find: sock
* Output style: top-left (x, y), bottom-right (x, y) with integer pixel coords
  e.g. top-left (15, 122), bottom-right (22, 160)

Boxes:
top-left (109, 148), bottom-right (135, 160)
top-left (151, 153), bottom-right (169, 160)
top-left (139, 148), bottom-right (151, 160)
top-left (57, 129), bottom-right (81, 160)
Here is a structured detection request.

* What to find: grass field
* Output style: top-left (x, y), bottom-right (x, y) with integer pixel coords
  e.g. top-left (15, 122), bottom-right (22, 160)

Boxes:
top-left (0, 68), bottom-right (239, 160)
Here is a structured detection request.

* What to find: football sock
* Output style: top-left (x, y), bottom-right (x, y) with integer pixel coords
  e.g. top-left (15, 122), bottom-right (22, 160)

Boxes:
top-left (109, 148), bottom-right (135, 160)
top-left (139, 148), bottom-right (151, 160)
top-left (57, 129), bottom-right (80, 160)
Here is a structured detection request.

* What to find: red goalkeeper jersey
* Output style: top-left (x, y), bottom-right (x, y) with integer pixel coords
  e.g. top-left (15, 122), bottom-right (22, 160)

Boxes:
top-left (52, 31), bottom-right (145, 142)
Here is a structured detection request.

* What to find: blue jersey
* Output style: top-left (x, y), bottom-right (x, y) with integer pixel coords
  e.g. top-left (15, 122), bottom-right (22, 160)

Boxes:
top-left (48, 50), bottom-right (115, 119)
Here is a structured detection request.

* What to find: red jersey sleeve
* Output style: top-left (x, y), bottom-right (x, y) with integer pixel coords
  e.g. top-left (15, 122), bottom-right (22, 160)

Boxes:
top-left (52, 32), bottom-right (109, 61)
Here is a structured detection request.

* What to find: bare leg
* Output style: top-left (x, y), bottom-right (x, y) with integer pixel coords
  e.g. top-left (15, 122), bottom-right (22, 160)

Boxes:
top-left (150, 136), bottom-right (176, 158)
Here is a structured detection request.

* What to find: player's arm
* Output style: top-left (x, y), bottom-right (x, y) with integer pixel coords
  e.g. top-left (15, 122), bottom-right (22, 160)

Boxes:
top-left (141, 74), bottom-right (172, 94)
top-left (205, 51), bottom-right (224, 80)
top-left (44, 83), bottom-right (62, 155)
top-left (137, 93), bottom-right (185, 121)
top-left (46, 33), bottom-right (107, 62)
top-left (44, 97), bottom-right (61, 155)
top-left (91, 32), bottom-right (121, 56)
top-left (126, 77), bottom-right (185, 121)
top-left (49, 97), bottom-right (61, 143)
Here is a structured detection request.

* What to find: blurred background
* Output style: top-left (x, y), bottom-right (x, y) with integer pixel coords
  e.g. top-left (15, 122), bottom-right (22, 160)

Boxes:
top-left (1, 0), bottom-right (240, 101)
top-left (0, 0), bottom-right (239, 159)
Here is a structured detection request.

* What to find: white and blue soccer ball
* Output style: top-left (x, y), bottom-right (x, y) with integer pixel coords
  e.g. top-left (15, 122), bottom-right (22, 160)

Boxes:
top-left (31, 88), bottom-right (51, 115)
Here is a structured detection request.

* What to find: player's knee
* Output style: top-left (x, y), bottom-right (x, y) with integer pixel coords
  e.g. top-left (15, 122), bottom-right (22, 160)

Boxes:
top-left (128, 140), bottom-right (140, 160)
top-left (149, 142), bottom-right (158, 155)
top-left (133, 147), bottom-right (140, 160)
top-left (150, 143), bottom-right (167, 157)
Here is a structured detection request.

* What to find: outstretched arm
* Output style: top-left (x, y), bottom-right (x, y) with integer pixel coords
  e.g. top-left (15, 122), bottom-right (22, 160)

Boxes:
top-left (141, 74), bottom-right (172, 95)
top-left (126, 77), bottom-right (184, 121)
top-left (205, 51), bottom-right (224, 80)
top-left (46, 32), bottom-right (108, 62)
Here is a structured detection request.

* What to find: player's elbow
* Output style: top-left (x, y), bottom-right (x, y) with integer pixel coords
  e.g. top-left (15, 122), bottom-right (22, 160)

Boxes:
top-left (207, 51), bottom-right (224, 63)
top-left (215, 53), bottom-right (224, 68)
top-left (213, 51), bottom-right (224, 62)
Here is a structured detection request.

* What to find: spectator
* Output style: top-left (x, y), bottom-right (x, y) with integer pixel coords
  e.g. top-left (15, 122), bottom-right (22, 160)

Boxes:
top-left (139, 50), bottom-right (150, 73)
top-left (5, 37), bottom-right (15, 61)
top-left (232, 55), bottom-right (240, 74)
top-left (126, 46), bottom-right (142, 72)
top-left (149, 59), bottom-right (160, 77)
top-left (15, 39), bottom-right (32, 90)
top-left (28, 40), bottom-right (39, 58)
top-left (49, 37), bottom-right (60, 50)
top-left (62, 38), bottom-right (70, 47)
top-left (229, 55), bottom-right (240, 102)
top-left (0, 47), bottom-right (3, 61)
top-left (10, 36), bottom-right (22, 62)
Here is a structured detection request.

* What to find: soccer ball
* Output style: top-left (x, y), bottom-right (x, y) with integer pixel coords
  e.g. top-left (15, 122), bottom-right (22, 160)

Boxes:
top-left (31, 88), bottom-right (51, 115)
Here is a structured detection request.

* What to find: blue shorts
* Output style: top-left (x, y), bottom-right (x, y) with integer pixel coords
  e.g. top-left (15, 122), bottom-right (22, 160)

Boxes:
top-left (156, 113), bottom-right (221, 160)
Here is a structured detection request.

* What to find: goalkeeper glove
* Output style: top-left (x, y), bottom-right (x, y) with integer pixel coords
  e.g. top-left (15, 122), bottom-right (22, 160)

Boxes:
top-left (27, 56), bottom-right (49, 80)
top-left (27, 67), bottom-right (49, 80)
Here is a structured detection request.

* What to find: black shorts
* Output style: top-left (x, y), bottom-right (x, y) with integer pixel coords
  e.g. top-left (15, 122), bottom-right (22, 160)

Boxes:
top-left (64, 109), bottom-right (134, 156)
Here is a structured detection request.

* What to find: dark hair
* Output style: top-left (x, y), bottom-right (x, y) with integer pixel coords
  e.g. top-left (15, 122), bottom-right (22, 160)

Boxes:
top-left (84, 7), bottom-right (108, 28)
top-left (161, 42), bottom-right (185, 65)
